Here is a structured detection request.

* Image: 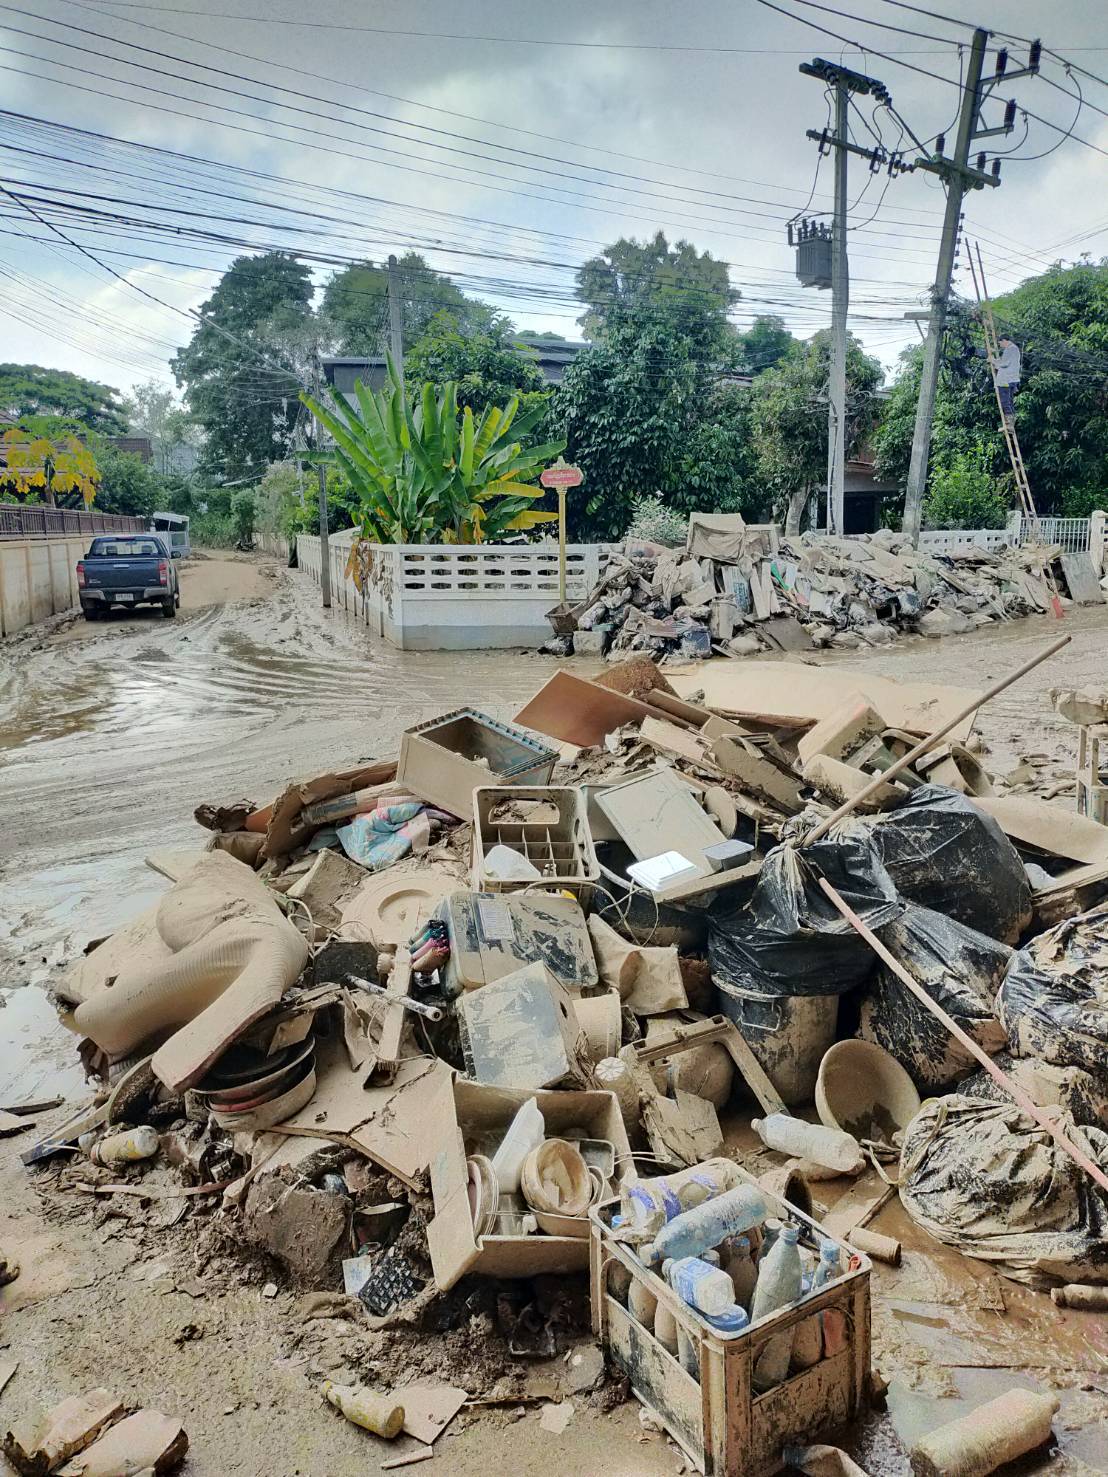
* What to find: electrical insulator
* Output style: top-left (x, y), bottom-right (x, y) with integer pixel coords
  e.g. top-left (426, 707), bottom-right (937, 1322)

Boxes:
top-left (975, 151), bottom-right (986, 172)
top-left (1029, 39), bottom-right (1041, 70)
top-left (992, 159), bottom-right (1001, 179)
top-left (1004, 99), bottom-right (1017, 128)
top-left (995, 48), bottom-right (1008, 78)
top-left (935, 133), bottom-right (946, 155)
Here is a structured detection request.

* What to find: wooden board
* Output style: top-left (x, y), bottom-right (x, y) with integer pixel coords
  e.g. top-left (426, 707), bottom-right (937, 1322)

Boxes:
top-left (668, 662), bottom-right (984, 740)
top-left (514, 672), bottom-right (688, 748)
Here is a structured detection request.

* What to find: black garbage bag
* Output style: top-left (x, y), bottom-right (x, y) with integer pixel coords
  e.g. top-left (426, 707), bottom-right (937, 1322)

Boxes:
top-left (708, 834), bottom-right (902, 999)
top-left (859, 904), bottom-right (1011, 1092)
top-left (850, 784), bottom-right (1031, 944)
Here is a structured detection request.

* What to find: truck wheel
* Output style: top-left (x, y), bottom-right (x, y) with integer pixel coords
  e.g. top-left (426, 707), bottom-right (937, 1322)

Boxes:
top-left (162, 597), bottom-right (176, 619)
top-left (83, 606), bottom-right (99, 622)
top-left (175, 587), bottom-right (181, 608)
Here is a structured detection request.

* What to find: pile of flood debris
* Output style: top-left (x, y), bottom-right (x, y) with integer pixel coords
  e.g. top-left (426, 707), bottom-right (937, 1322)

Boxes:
top-left (543, 513), bottom-right (1106, 662)
top-left (12, 645), bottom-right (1108, 1474)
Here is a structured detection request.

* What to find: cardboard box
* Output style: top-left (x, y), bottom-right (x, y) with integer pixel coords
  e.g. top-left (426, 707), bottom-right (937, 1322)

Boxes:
top-left (398, 708), bottom-right (556, 819)
top-left (427, 1076), bottom-right (632, 1289)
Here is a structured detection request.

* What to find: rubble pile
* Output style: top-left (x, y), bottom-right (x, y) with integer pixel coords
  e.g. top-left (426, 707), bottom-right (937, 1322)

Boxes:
top-left (12, 642), bottom-right (1108, 1472)
top-left (546, 513), bottom-right (1104, 662)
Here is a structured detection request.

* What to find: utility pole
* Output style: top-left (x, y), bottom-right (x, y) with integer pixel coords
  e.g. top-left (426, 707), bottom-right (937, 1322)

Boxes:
top-left (902, 31), bottom-right (1038, 544)
top-left (798, 59), bottom-right (892, 536)
top-left (387, 253), bottom-right (404, 386)
top-left (313, 353), bottom-right (331, 609)
top-left (827, 79), bottom-right (849, 537)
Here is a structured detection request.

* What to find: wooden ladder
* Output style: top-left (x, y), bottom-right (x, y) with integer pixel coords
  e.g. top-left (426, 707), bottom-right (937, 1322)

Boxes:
top-left (968, 241), bottom-right (1064, 618)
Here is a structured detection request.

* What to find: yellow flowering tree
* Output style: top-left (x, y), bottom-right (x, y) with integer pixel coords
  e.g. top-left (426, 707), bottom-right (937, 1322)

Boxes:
top-left (1, 428), bottom-right (100, 506)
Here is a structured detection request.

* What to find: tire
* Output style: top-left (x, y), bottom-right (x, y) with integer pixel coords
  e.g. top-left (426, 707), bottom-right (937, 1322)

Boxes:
top-left (174, 586), bottom-right (181, 608)
top-left (162, 597), bottom-right (176, 619)
top-left (82, 605), bottom-right (99, 622)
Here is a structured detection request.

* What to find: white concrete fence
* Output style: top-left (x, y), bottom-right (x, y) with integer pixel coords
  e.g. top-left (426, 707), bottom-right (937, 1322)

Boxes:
top-left (297, 533), bottom-right (610, 650)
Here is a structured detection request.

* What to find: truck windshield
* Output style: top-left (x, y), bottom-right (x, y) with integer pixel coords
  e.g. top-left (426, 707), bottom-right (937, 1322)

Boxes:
top-left (89, 539), bottom-right (163, 557)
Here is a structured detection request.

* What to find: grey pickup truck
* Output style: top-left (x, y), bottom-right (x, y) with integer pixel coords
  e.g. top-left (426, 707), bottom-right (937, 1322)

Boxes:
top-left (77, 534), bottom-right (181, 620)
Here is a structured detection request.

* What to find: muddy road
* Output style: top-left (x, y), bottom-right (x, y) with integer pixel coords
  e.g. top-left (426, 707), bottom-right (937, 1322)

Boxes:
top-left (3, 556), bottom-right (1108, 1475)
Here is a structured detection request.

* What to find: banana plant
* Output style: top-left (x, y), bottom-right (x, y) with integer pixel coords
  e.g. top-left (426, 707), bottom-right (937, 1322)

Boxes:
top-left (300, 356), bottom-right (565, 546)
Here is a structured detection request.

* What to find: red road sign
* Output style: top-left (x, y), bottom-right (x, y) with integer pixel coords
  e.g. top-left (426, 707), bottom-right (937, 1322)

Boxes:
top-left (540, 463), bottom-right (584, 489)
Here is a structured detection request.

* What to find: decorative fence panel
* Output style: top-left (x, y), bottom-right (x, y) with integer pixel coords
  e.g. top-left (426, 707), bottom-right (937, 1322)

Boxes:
top-left (0, 504), bottom-right (145, 539)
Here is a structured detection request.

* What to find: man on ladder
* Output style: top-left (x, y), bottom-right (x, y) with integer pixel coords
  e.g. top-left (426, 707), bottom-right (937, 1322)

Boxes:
top-left (993, 335), bottom-right (1021, 429)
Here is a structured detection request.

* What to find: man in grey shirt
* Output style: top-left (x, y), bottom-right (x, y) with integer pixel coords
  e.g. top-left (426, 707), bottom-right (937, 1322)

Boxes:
top-left (994, 336), bottom-right (1022, 425)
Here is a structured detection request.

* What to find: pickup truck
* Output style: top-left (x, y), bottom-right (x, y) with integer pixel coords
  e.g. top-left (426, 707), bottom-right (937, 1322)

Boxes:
top-left (77, 535), bottom-right (181, 620)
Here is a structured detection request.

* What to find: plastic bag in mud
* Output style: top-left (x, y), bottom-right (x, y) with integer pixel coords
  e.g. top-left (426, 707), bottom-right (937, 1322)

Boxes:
top-left (997, 901), bottom-right (1108, 1085)
top-left (859, 905), bottom-right (1011, 1092)
top-left (898, 1094), bottom-right (1108, 1286)
top-left (845, 785), bottom-right (1031, 945)
top-left (708, 835), bottom-right (901, 999)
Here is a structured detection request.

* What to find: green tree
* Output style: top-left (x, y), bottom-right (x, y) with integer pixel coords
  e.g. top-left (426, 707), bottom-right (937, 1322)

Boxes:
top-left (575, 232), bottom-right (738, 358)
top-left (736, 315), bottom-right (797, 374)
top-left (750, 331), bottom-right (883, 532)
top-left (122, 380), bottom-right (200, 474)
top-left (924, 445), bottom-right (1011, 530)
top-left (0, 364), bottom-right (128, 432)
top-left (92, 445), bottom-right (162, 518)
top-left (171, 252), bottom-right (314, 482)
top-left (322, 253), bottom-right (491, 353)
top-left (404, 315), bottom-right (547, 414)
top-left (301, 359), bottom-right (564, 545)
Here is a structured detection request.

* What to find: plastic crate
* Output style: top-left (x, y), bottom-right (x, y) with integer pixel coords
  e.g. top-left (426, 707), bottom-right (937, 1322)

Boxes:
top-left (588, 1182), bottom-right (871, 1476)
top-left (472, 785), bottom-right (599, 898)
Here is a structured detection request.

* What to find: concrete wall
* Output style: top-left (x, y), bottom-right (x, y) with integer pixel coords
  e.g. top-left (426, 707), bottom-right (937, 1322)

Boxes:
top-left (0, 536), bottom-right (87, 637)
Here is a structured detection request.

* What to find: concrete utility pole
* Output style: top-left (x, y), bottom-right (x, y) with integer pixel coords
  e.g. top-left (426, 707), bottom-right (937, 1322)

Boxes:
top-left (313, 353), bottom-right (331, 609)
top-left (799, 59), bottom-right (892, 536)
top-left (827, 80), bottom-right (849, 537)
top-left (387, 254), bottom-right (405, 386)
top-left (902, 30), bottom-right (1037, 544)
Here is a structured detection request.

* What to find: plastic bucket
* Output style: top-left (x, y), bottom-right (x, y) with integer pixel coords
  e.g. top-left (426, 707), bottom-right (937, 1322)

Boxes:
top-left (816, 1039), bottom-right (921, 1144)
top-left (714, 979), bottom-right (838, 1107)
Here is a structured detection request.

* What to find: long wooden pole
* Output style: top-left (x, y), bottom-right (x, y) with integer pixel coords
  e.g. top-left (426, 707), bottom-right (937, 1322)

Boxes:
top-left (802, 634), bottom-right (1071, 846)
top-left (818, 876), bottom-right (1108, 1197)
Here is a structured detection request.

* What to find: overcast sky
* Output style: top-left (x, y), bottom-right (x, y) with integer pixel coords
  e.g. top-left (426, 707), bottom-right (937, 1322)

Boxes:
top-left (0, 0), bottom-right (1105, 401)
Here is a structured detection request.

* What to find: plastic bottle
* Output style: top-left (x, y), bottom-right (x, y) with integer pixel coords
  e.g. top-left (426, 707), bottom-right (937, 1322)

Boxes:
top-left (78, 1125), bottom-right (159, 1167)
top-left (750, 1224), bottom-right (804, 1392)
top-left (323, 1381), bottom-right (403, 1439)
top-left (595, 1057), bottom-right (640, 1130)
top-left (676, 1323), bottom-right (700, 1380)
top-left (653, 1301), bottom-right (679, 1355)
top-left (782, 1445), bottom-right (868, 1477)
top-left (724, 1236), bottom-right (758, 1311)
top-left (758, 1219), bottom-right (782, 1263)
top-left (490, 1098), bottom-right (545, 1194)
top-left (628, 1276), bottom-right (658, 1330)
top-left (791, 1248), bottom-right (824, 1369)
top-left (812, 1239), bottom-right (846, 1357)
top-left (751, 1116), bottom-right (864, 1176)
top-left (641, 1186), bottom-right (767, 1266)
top-left (909, 1389), bottom-right (1060, 1477)
top-left (751, 1225), bottom-right (803, 1322)
top-left (662, 1257), bottom-right (738, 1317)
top-left (621, 1159), bottom-right (742, 1239)
top-left (703, 1304), bottom-right (749, 1333)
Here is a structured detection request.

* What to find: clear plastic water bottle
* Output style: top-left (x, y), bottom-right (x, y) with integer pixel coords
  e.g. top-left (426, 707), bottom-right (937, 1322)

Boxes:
top-left (642, 1186), bottom-right (767, 1266)
top-left (751, 1224), bottom-right (804, 1391)
top-left (662, 1256), bottom-right (738, 1317)
top-left (724, 1236), bottom-right (757, 1311)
